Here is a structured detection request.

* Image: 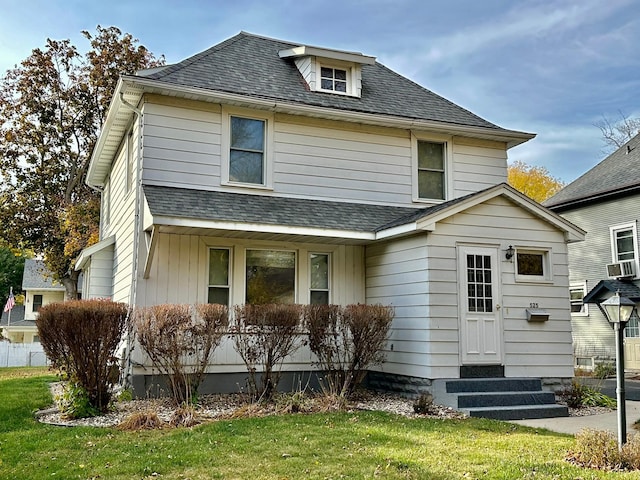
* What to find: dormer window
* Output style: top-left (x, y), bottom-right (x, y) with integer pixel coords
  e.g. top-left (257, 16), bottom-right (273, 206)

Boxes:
top-left (320, 67), bottom-right (347, 93)
top-left (279, 45), bottom-right (375, 99)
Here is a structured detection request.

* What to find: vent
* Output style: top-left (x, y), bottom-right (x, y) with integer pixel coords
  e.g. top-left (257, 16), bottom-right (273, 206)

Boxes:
top-left (606, 260), bottom-right (636, 279)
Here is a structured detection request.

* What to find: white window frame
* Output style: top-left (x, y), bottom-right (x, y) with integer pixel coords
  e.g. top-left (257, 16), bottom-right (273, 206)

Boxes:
top-left (411, 133), bottom-right (453, 203)
top-left (317, 63), bottom-right (351, 95)
top-left (221, 106), bottom-right (274, 190)
top-left (514, 247), bottom-right (553, 283)
top-left (569, 283), bottom-right (588, 316)
top-left (309, 252), bottom-right (331, 304)
top-left (610, 222), bottom-right (639, 278)
top-left (207, 247), bottom-right (232, 306)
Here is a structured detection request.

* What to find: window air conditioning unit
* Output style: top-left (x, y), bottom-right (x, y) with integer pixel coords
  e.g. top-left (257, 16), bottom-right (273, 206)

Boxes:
top-left (606, 260), bottom-right (636, 279)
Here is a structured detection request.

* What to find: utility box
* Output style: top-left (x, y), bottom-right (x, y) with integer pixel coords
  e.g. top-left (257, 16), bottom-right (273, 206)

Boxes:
top-left (526, 308), bottom-right (549, 322)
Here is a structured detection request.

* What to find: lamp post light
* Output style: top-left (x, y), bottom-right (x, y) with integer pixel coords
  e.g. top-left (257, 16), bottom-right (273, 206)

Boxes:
top-left (601, 291), bottom-right (636, 449)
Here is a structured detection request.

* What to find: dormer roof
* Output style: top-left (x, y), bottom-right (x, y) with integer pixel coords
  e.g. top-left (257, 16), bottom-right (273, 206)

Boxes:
top-left (277, 45), bottom-right (375, 65)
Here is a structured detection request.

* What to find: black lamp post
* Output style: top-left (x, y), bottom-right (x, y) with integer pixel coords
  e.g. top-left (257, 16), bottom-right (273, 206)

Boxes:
top-left (601, 291), bottom-right (636, 449)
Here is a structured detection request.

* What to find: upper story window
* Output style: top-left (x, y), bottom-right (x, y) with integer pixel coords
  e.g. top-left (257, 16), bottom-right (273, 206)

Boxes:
top-left (33, 294), bottom-right (43, 313)
top-left (416, 140), bottom-right (447, 201)
top-left (230, 116), bottom-right (265, 185)
top-left (320, 66), bottom-right (347, 93)
top-left (222, 108), bottom-right (273, 189)
top-left (611, 223), bottom-right (638, 263)
top-left (515, 248), bottom-right (552, 283)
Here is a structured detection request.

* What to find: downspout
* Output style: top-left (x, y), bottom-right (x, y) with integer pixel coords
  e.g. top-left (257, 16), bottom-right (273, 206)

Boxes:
top-left (120, 92), bottom-right (143, 390)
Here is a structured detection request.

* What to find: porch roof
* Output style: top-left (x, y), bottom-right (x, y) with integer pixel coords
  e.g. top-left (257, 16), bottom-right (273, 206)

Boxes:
top-left (143, 185), bottom-right (419, 233)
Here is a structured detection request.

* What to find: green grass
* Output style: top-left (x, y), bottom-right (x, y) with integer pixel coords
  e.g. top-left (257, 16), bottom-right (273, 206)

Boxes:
top-left (0, 368), bottom-right (637, 479)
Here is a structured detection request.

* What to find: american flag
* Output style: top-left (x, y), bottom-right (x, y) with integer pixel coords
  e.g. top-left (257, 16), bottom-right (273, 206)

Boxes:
top-left (3, 290), bottom-right (15, 313)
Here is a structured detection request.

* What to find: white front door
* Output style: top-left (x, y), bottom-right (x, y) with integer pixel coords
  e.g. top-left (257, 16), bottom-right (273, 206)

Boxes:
top-left (458, 245), bottom-right (503, 365)
top-left (624, 315), bottom-right (640, 370)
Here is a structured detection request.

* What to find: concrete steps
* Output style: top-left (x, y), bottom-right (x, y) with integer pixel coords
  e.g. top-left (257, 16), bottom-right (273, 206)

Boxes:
top-left (432, 378), bottom-right (569, 420)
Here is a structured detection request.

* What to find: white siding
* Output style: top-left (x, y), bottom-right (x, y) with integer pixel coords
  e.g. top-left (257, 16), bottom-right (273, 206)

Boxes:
top-left (133, 234), bottom-right (365, 372)
top-left (24, 290), bottom-right (65, 320)
top-left (559, 196), bottom-right (640, 360)
top-left (366, 196), bottom-right (574, 380)
top-left (139, 97), bottom-right (510, 207)
top-left (84, 245), bottom-right (114, 299)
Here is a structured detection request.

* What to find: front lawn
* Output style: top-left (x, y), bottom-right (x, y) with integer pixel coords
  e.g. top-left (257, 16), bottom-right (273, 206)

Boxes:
top-left (0, 368), bottom-right (636, 479)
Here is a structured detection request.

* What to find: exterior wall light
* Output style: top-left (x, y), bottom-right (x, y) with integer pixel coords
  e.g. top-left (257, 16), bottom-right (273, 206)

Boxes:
top-left (505, 245), bottom-right (515, 261)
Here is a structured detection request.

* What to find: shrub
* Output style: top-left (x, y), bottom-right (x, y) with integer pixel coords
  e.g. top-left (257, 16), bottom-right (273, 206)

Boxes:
top-left (413, 393), bottom-right (434, 415)
top-left (118, 411), bottom-right (165, 431)
top-left (594, 362), bottom-right (616, 379)
top-left (56, 381), bottom-right (100, 419)
top-left (571, 429), bottom-right (623, 470)
top-left (304, 303), bottom-right (394, 397)
top-left (37, 299), bottom-right (128, 414)
top-left (561, 379), bottom-right (616, 409)
top-left (232, 304), bottom-right (303, 400)
top-left (135, 303), bottom-right (229, 405)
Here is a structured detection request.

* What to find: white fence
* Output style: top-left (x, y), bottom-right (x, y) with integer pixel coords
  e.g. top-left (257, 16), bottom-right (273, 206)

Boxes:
top-left (0, 342), bottom-right (49, 367)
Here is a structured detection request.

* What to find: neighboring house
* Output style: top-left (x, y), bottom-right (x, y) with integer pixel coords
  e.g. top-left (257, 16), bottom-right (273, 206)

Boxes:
top-left (546, 133), bottom-right (640, 370)
top-left (77, 32), bottom-right (584, 413)
top-left (1, 259), bottom-right (77, 343)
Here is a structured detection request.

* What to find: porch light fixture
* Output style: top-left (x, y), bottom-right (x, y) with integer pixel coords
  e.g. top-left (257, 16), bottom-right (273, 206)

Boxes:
top-left (505, 245), bottom-right (515, 261)
top-left (601, 291), bottom-right (636, 449)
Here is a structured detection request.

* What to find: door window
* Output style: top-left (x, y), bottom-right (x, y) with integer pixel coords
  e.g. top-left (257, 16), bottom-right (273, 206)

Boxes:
top-left (466, 254), bottom-right (493, 313)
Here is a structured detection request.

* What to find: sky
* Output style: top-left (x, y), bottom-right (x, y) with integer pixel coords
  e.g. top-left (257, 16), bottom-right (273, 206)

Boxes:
top-left (0, 0), bottom-right (638, 184)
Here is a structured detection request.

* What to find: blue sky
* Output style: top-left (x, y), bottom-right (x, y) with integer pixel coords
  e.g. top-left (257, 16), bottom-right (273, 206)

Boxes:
top-left (1, 0), bottom-right (638, 183)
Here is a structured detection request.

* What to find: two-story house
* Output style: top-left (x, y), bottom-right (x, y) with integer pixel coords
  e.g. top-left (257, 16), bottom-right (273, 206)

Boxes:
top-left (77, 32), bottom-right (584, 414)
top-left (545, 132), bottom-right (640, 371)
top-left (1, 259), bottom-right (72, 343)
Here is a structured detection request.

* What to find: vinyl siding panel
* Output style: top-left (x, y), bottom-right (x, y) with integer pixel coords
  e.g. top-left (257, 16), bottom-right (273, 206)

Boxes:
top-left (558, 196), bottom-right (640, 360)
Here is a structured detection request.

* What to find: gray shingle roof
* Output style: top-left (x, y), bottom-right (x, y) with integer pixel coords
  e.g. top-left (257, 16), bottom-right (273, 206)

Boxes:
top-left (143, 32), bottom-right (507, 131)
top-left (22, 259), bottom-right (64, 290)
top-left (583, 279), bottom-right (640, 304)
top-left (144, 184), bottom-right (499, 235)
top-left (144, 185), bottom-right (416, 232)
top-left (1, 305), bottom-right (26, 326)
top-left (545, 132), bottom-right (640, 210)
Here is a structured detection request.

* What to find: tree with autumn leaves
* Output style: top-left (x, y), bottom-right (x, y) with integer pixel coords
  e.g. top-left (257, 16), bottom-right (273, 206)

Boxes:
top-left (507, 160), bottom-right (565, 203)
top-left (0, 26), bottom-right (163, 299)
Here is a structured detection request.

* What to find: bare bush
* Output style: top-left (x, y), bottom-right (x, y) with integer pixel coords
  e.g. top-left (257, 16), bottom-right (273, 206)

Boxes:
top-left (232, 304), bottom-right (303, 400)
top-left (304, 303), bottom-right (393, 397)
top-left (37, 299), bottom-right (128, 413)
top-left (135, 304), bottom-right (229, 405)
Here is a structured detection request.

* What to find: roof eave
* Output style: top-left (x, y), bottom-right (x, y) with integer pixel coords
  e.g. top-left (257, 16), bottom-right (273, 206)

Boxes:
top-left (87, 75), bottom-right (536, 183)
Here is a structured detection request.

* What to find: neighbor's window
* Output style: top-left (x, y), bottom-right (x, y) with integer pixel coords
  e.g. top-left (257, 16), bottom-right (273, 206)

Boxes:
top-left (515, 249), bottom-right (550, 281)
top-left (208, 248), bottom-right (230, 305)
top-left (417, 140), bottom-right (445, 200)
top-left (33, 294), bottom-right (43, 313)
top-left (229, 116), bottom-right (265, 185)
top-left (320, 66), bottom-right (347, 93)
top-left (569, 284), bottom-right (588, 315)
top-left (625, 311), bottom-right (640, 338)
top-left (611, 224), bottom-right (638, 263)
top-left (246, 250), bottom-right (296, 304)
top-left (309, 253), bottom-right (330, 304)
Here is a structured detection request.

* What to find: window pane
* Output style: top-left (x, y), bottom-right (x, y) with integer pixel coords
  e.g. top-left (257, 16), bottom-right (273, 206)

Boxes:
top-left (616, 230), bottom-right (635, 260)
top-left (230, 150), bottom-right (263, 184)
top-left (320, 67), bottom-right (332, 78)
top-left (310, 291), bottom-right (329, 305)
top-left (231, 117), bottom-right (264, 150)
top-left (418, 142), bottom-right (444, 170)
top-left (335, 81), bottom-right (347, 92)
top-left (334, 69), bottom-right (347, 81)
top-left (517, 253), bottom-right (544, 276)
top-left (209, 249), bottom-right (229, 285)
top-left (418, 170), bottom-right (444, 199)
top-left (310, 254), bottom-right (329, 289)
top-left (246, 250), bottom-right (295, 304)
top-left (208, 287), bottom-right (229, 306)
